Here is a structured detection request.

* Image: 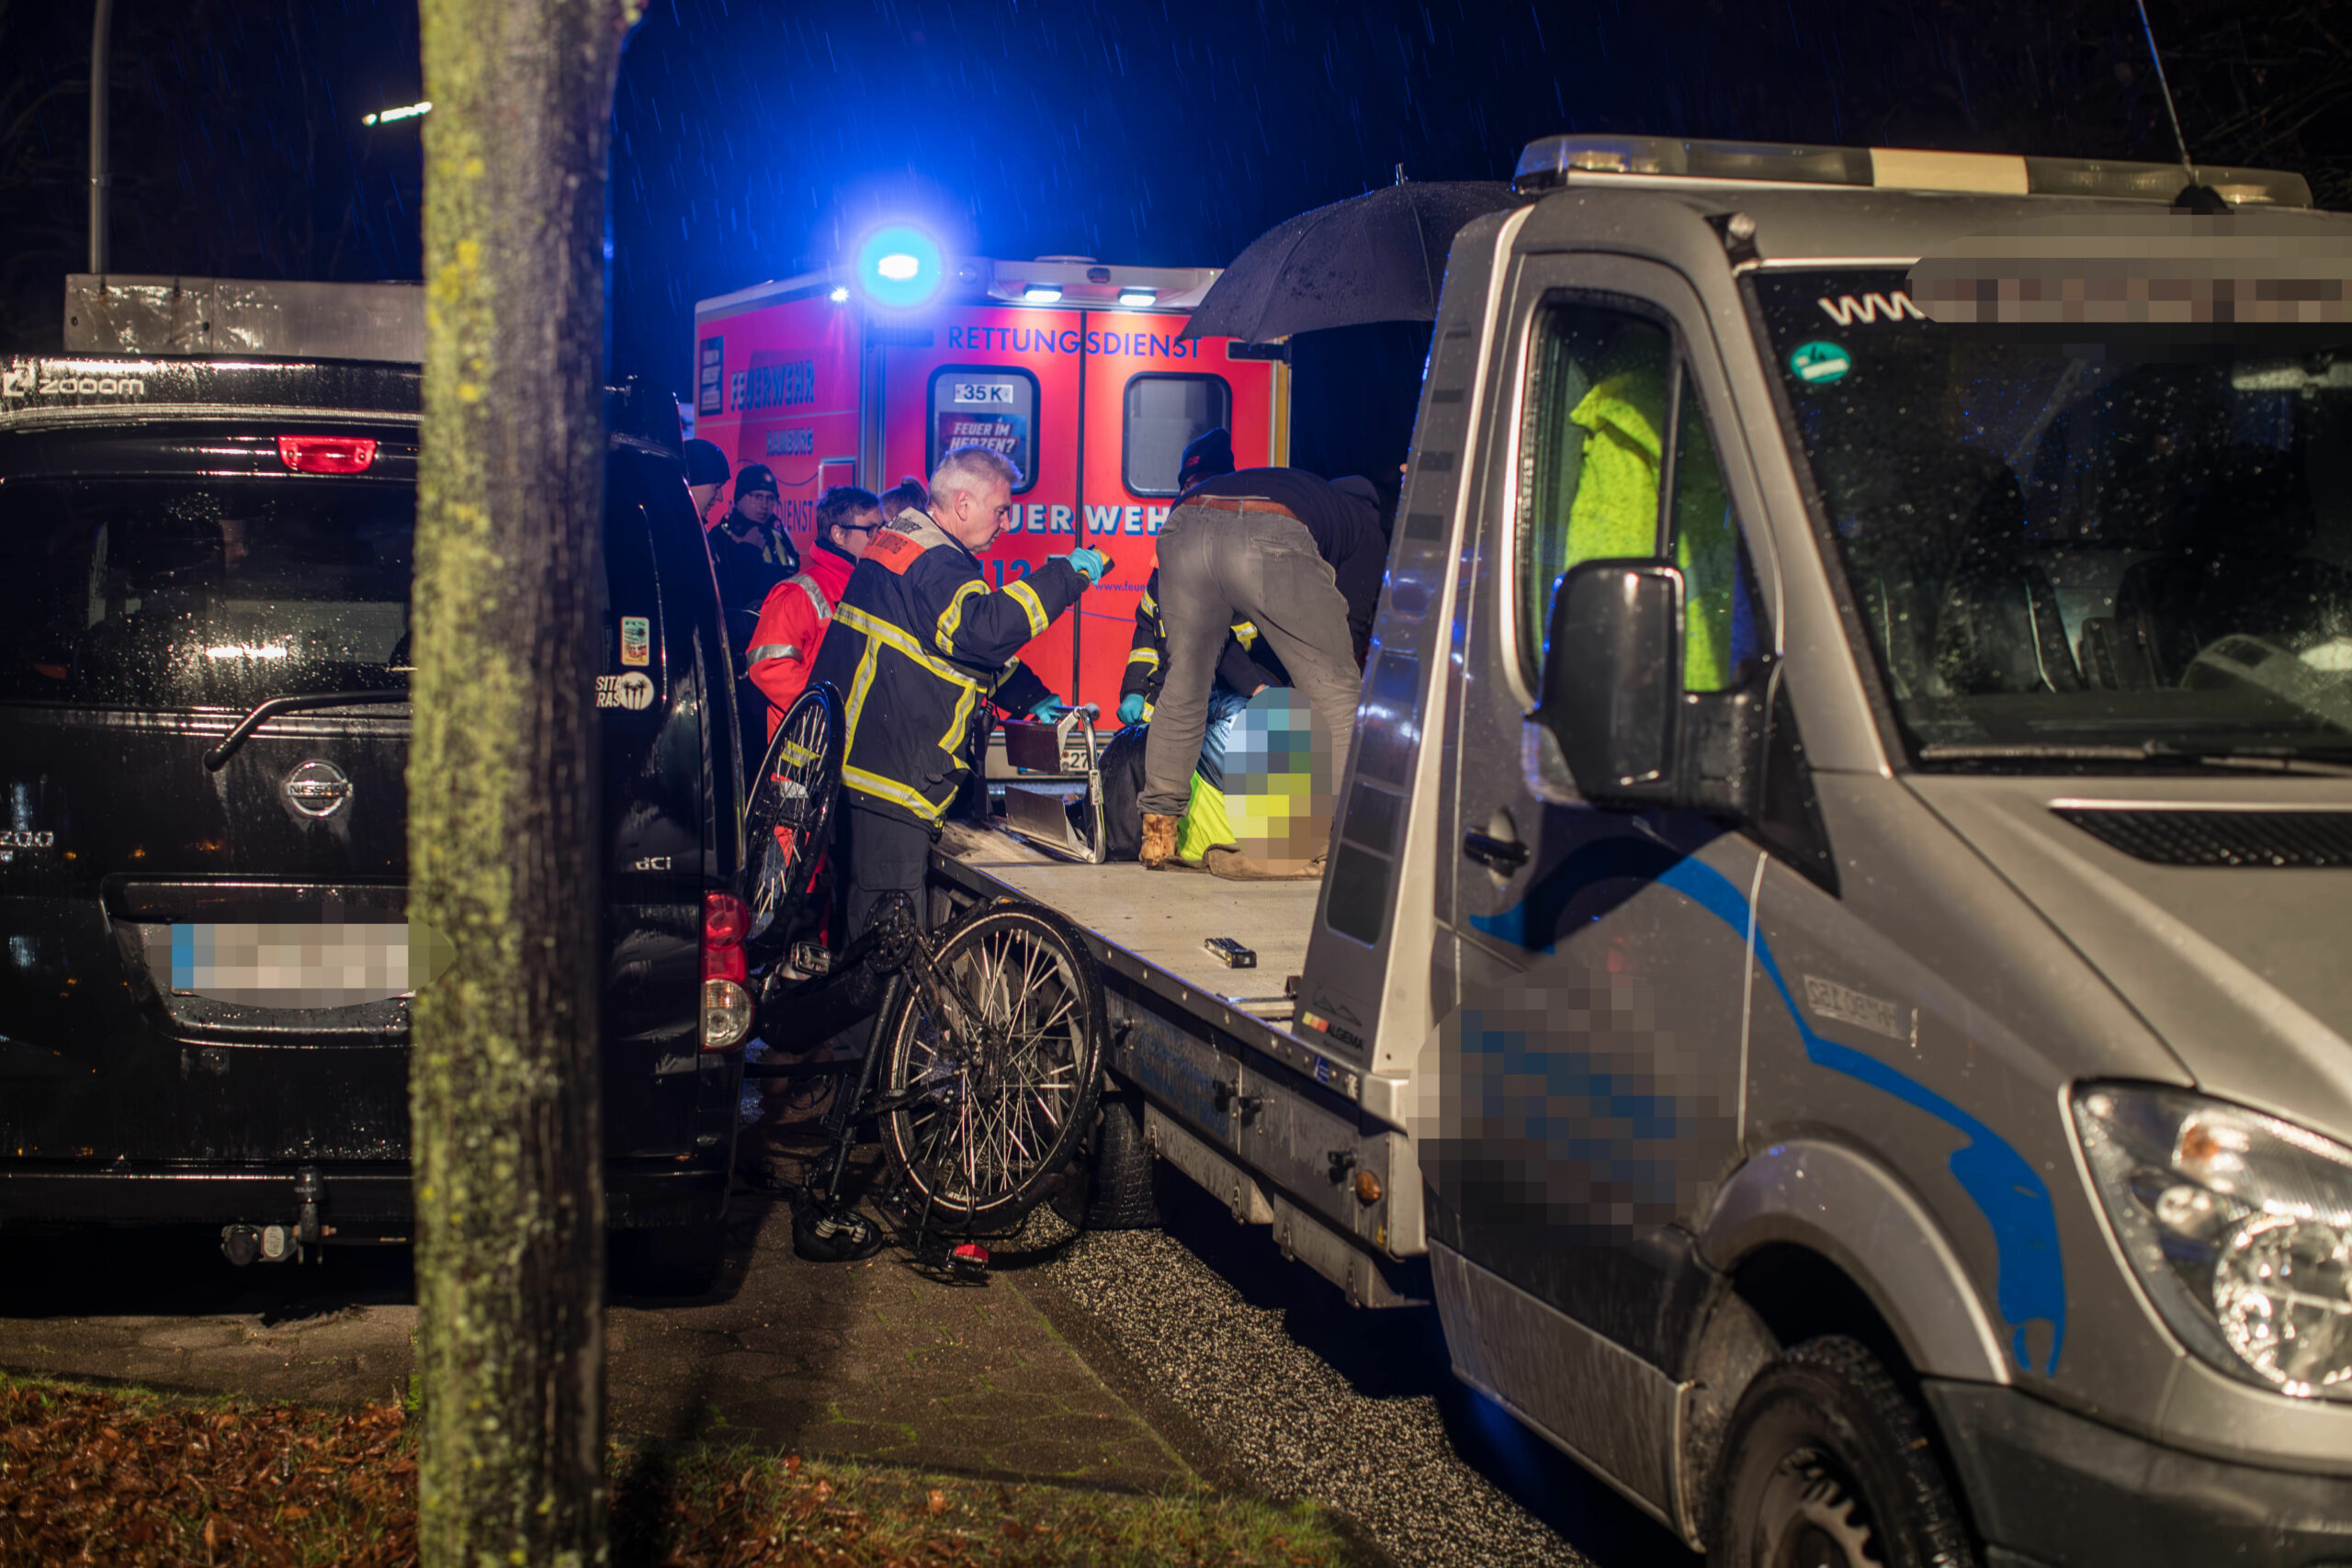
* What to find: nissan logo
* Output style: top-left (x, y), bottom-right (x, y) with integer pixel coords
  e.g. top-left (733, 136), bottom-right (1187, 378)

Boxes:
top-left (284, 760), bottom-right (352, 818)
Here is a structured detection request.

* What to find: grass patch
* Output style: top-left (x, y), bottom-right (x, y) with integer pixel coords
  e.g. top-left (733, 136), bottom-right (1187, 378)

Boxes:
top-left (0, 1373), bottom-right (1357, 1566)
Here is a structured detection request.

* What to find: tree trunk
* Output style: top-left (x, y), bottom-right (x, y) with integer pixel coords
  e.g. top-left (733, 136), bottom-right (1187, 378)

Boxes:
top-left (409, 4), bottom-right (638, 1565)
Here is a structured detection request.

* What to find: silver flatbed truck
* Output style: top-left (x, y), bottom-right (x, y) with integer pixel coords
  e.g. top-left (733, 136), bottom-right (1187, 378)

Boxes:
top-left (933, 136), bottom-right (2352, 1567)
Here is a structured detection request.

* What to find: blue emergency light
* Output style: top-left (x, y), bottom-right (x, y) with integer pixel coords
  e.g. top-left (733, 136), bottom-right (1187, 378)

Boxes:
top-left (855, 224), bottom-right (944, 310)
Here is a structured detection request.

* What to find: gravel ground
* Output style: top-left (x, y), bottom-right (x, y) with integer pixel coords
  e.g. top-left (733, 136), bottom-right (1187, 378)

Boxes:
top-left (1025, 1179), bottom-right (1701, 1568)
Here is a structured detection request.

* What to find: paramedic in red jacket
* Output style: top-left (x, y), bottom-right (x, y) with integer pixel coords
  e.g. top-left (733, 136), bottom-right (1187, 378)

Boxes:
top-left (808, 446), bottom-right (1106, 940)
top-left (745, 484), bottom-right (885, 736)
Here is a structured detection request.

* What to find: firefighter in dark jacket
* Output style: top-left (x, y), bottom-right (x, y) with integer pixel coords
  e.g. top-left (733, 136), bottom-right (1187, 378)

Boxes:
top-left (809, 445), bottom-right (1106, 939)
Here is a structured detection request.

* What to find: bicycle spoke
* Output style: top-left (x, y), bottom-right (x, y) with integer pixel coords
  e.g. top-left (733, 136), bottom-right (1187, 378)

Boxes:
top-left (880, 911), bottom-right (1099, 1220)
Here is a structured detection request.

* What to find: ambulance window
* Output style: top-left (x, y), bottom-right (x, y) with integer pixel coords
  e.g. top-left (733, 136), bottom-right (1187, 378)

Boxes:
top-left (928, 366), bottom-right (1039, 494)
top-left (1123, 374), bottom-right (1232, 496)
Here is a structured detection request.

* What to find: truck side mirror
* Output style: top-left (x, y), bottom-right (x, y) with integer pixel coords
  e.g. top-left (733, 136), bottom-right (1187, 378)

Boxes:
top-left (1532, 560), bottom-right (1683, 804)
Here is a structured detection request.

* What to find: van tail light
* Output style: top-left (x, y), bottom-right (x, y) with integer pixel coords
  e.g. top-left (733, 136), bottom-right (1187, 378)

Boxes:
top-left (701, 891), bottom-right (752, 1049)
top-left (277, 434), bottom-right (378, 474)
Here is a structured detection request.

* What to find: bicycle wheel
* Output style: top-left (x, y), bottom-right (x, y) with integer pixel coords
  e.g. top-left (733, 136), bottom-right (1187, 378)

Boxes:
top-left (875, 901), bottom-right (1107, 1229)
top-left (743, 682), bottom-right (842, 964)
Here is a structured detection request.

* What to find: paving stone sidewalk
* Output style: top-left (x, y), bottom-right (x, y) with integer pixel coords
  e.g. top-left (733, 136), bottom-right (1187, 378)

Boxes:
top-left (0, 1185), bottom-right (1190, 1494)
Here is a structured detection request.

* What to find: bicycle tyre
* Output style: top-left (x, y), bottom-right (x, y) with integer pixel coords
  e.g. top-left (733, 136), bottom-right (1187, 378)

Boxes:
top-left (875, 900), bottom-right (1107, 1229)
top-left (743, 682), bottom-right (843, 964)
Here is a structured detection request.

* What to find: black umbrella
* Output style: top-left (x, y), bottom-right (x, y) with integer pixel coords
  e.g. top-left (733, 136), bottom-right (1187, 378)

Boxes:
top-left (1182, 179), bottom-right (1520, 343)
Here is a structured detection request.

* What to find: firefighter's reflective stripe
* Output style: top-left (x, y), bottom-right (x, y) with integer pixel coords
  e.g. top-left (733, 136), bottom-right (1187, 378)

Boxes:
top-left (836, 606), bottom-right (979, 769)
top-left (747, 643), bottom-right (801, 664)
top-left (835, 604), bottom-right (985, 693)
top-left (841, 634), bottom-right (886, 761)
top-left (1139, 586), bottom-right (1158, 617)
top-left (842, 764), bottom-right (947, 822)
top-left (1005, 579), bottom-right (1051, 638)
top-left (787, 574), bottom-right (832, 622)
top-left (1233, 620), bottom-right (1260, 648)
top-left (933, 580), bottom-right (989, 656)
top-left (832, 601), bottom-right (997, 823)
top-left (1125, 646), bottom-right (1160, 672)
top-left (939, 681), bottom-right (979, 753)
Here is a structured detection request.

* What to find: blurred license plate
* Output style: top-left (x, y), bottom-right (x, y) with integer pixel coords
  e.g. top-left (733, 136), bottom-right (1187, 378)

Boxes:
top-left (145, 919), bottom-right (413, 1008)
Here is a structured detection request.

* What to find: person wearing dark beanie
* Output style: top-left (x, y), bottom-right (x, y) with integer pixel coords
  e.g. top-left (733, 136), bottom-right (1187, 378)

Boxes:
top-left (708, 462), bottom-right (800, 613)
top-left (684, 438), bottom-right (730, 525)
top-left (1177, 426), bottom-right (1236, 492)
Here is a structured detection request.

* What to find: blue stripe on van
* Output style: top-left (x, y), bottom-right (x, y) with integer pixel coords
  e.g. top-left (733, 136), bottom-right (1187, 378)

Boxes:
top-left (1471, 845), bottom-right (2067, 1375)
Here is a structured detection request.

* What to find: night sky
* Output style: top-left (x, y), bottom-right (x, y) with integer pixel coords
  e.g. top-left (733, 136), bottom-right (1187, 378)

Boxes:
top-left (1, 0), bottom-right (2343, 424)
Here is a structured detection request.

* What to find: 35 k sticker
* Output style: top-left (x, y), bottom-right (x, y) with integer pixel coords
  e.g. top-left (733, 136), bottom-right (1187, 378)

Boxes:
top-left (619, 615), bottom-right (650, 667)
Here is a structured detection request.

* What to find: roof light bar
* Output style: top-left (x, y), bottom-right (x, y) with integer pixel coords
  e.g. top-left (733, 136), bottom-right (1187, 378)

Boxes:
top-left (1511, 134), bottom-right (2312, 209)
top-left (1023, 284), bottom-right (1064, 304)
top-left (1117, 287), bottom-right (1157, 309)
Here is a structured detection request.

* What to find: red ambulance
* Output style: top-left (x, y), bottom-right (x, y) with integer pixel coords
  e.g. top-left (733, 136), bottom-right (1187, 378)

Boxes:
top-left (690, 242), bottom-right (1289, 723)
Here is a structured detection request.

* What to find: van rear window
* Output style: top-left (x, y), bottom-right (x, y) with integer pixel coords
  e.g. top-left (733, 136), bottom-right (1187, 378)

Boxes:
top-left (0, 478), bottom-right (413, 709)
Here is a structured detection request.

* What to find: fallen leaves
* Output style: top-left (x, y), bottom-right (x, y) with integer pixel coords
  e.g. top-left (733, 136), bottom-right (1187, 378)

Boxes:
top-left (0, 1382), bottom-right (416, 1567)
top-left (0, 1378), bottom-right (1352, 1567)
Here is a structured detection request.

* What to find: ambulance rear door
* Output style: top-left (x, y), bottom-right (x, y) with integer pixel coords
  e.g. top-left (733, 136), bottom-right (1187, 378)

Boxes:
top-left (1073, 323), bottom-right (1284, 719)
top-left (690, 282), bottom-right (862, 550)
top-left (875, 304), bottom-right (1085, 702)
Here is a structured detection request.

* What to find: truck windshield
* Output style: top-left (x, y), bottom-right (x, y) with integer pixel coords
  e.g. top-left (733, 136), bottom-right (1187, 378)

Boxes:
top-left (1754, 269), bottom-right (2352, 769)
top-left (0, 477), bottom-right (413, 710)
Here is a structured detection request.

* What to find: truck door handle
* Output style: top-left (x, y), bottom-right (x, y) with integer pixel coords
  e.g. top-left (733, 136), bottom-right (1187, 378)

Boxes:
top-left (1462, 830), bottom-right (1529, 873)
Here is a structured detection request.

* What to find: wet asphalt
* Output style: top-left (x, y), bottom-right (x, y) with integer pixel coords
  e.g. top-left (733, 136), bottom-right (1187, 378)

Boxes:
top-left (1018, 1174), bottom-right (1701, 1568)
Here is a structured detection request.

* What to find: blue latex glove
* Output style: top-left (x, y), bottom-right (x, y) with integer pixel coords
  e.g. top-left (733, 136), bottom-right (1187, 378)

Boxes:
top-left (1117, 693), bottom-right (1148, 726)
top-left (1056, 547), bottom-right (1108, 583)
top-left (1027, 695), bottom-right (1064, 721)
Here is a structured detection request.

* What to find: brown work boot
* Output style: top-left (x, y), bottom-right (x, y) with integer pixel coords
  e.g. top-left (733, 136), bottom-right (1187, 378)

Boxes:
top-left (1139, 813), bottom-right (1180, 869)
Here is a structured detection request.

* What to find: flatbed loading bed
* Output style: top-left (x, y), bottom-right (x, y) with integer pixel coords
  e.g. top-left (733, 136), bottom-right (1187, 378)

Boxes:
top-left (931, 821), bottom-right (1422, 1308)
top-left (932, 822), bottom-right (1365, 1096)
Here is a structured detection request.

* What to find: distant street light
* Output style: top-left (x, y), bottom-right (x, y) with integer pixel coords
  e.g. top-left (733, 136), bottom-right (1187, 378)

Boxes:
top-left (362, 100), bottom-right (434, 127)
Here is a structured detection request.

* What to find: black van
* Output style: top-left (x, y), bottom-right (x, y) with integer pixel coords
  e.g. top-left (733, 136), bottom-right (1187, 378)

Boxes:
top-left (0, 354), bottom-right (749, 1287)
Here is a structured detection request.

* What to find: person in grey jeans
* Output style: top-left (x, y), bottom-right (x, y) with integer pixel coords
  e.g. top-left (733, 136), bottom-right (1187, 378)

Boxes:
top-left (1138, 468), bottom-right (1386, 869)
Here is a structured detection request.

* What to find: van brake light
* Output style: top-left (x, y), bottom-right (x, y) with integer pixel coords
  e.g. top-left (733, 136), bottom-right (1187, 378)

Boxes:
top-left (701, 890), bottom-right (752, 1049)
top-left (277, 434), bottom-right (379, 474)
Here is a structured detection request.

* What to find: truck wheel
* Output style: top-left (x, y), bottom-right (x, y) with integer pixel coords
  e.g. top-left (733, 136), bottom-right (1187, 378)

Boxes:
top-left (1083, 1092), bottom-right (1160, 1230)
top-left (613, 1221), bottom-right (725, 1298)
top-left (1711, 1336), bottom-right (1976, 1568)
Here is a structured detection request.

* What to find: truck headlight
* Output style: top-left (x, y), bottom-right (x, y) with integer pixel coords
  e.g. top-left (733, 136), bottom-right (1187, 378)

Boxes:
top-left (2074, 1084), bottom-right (2352, 1399)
